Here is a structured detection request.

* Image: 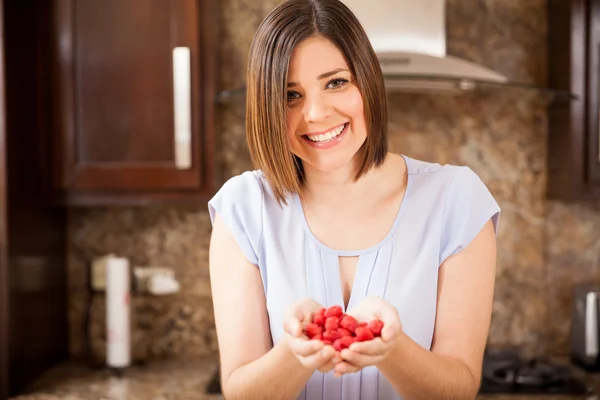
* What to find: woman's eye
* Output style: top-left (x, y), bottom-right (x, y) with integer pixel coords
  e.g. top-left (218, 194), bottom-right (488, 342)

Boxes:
top-left (287, 91), bottom-right (301, 102)
top-left (327, 78), bottom-right (349, 89)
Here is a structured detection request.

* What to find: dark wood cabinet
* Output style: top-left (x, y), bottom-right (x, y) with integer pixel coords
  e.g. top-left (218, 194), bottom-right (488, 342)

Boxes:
top-left (548, 0), bottom-right (600, 200)
top-left (49, 0), bottom-right (216, 205)
top-left (2, 0), bottom-right (69, 397)
top-left (587, 0), bottom-right (600, 186)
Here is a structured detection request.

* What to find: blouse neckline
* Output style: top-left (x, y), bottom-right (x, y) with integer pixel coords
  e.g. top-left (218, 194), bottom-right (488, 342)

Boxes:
top-left (293, 154), bottom-right (413, 257)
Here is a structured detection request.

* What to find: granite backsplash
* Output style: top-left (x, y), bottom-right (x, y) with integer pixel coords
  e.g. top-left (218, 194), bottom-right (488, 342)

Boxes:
top-left (66, 0), bottom-right (600, 363)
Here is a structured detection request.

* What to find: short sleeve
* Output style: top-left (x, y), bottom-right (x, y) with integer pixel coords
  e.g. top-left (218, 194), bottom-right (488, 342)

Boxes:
top-left (208, 171), bottom-right (264, 266)
top-left (439, 166), bottom-right (501, 265)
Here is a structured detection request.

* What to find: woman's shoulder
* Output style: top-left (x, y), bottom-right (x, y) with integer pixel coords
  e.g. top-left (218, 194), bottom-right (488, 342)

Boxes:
top-left (404, 155), bottom-right (467, 180)
top-left (403, 155), bottom-right (486, 194)
top-left (208, 169), bottom-right (287, 215)
top-left (401, 156), bottom-right (501, 262)
top-left (207, 170), bottom-right (271, 265)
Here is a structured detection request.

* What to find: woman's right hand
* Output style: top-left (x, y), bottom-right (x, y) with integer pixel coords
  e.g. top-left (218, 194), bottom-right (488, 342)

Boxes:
top-left (283, 298), bottom-right (341, 373)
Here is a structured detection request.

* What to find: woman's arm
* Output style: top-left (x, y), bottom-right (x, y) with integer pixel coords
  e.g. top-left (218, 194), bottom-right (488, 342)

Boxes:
top-left (376, 219), bottom-right (497, 400)
top-left (209, 213), bottom-right (317, 400)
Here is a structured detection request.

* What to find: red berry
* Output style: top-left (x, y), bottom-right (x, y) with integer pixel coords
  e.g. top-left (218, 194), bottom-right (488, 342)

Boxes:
top-left (358, 322), bottom-right (368, 328)
top-left (368, 320), bottom-right (384, 336)
top-left (355, 326), bottom-right (375, 342)
top-left (314, 313), bottom-right (326, 326)
top-left (313, 308), bottom-right (326, 325)
top-left (332, 338), bottom-right (344, 351)
top-left (323, 329), bottom-right (340, 342)
top-left (324, 305), bottom-right (343, 318)
top-left (333, 336), bottom-right (356, 351)
top-left (339, 315), bottom-right (358, 332)
top-left (341, 335), bottom-right (356, 348)
top-left (324, 316), bottom-right (340, 331)
top-left (311, 333), bottom-right (323, 341)
top-left (305, 323), bottom-right (323, 338)
top-left (337, 328), bottom-right (352, 337)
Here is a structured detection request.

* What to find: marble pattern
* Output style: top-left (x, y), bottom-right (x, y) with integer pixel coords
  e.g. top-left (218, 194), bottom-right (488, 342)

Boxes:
top-left (66, 0), bottom-right (600, 363)
top-left (8, 357), bottom-right (600, 400)
top-left (10, 358), bottom-right (222, 400)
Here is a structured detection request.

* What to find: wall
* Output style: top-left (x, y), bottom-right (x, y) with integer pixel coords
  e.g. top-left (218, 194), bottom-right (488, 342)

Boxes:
top-left (67, 0), bottom-right (600, 363)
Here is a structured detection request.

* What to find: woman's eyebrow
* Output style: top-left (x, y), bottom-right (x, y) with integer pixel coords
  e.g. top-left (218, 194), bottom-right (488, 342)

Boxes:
top-left (287, 68), bottom-right (350, 87)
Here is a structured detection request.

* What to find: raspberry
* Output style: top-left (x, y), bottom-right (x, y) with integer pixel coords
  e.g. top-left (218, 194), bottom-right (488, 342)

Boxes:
top-left (314, 313), bottom-right (326, 326)
top-left (368, 320), bottom-right (384, 337)
top-left (324, 316), bottom-right (340, 331)
top-left (322, 329), bottom-right (340, 342)
top-left (339, 315), bottom-right (357, 332)
top-left (355, 326), bottom-right (375, 342)
top-left (324, 305), bottom-right (343, 318)
top-left (313, 308), bottom-right (326, 325)
top-left (305, 323), bottom-right (323, 338)
top-left (311, 333), bottom-right (323, 341)
top-left (337, 328), bottom-right (352, 338)
top-left (333, 336), bottom-right (356, 351)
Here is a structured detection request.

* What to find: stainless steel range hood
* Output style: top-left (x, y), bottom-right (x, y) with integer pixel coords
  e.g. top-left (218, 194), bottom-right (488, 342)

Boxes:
top-left (216, 0), bottom-right (575, 102)
top-left (341, 0), bottom-right (509, 93)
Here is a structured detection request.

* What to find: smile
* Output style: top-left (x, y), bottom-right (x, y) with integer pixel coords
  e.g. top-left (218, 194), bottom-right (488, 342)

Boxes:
top-left (304, 123), bottom-right (348, 143)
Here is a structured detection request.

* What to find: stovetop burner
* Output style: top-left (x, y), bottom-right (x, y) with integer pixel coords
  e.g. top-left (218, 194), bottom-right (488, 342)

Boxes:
top-left (479, 350), bottom-right (593, 394)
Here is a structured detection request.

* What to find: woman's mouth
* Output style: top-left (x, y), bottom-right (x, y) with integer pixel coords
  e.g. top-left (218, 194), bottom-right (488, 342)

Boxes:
top-left (302, 123), bottom-right (349, 149)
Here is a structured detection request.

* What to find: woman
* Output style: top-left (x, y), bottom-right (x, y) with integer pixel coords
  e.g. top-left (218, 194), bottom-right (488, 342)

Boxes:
top-left (208, 0), bottom-right (500, 399)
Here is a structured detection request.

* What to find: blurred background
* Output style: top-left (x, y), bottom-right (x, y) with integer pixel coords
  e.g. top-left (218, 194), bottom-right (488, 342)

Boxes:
top-left (1, 0), bottom-right (600, 399)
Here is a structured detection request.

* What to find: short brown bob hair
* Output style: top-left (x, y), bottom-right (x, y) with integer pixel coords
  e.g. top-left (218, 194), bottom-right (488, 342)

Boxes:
top-left (246, 0), bottom-right (388, 204)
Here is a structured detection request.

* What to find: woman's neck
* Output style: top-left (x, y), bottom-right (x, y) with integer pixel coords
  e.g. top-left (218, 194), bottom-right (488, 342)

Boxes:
top-left (301, 154), bottom-right (388, 206)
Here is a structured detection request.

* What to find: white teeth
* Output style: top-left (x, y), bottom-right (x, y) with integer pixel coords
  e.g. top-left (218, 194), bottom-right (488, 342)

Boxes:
top-left (307, 124), bottom-right (346, 142)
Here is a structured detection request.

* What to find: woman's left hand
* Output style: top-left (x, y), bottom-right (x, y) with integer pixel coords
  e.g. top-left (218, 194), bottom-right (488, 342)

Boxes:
top-left (334, 296), bottom-right (403, 376)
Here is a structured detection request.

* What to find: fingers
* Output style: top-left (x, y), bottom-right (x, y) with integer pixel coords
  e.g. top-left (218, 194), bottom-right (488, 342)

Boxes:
top-left (334, 361), bottom-right (362, 376)
top-left (348, 338), bottom-right (387, 355)
top-left (298, 344), bottom-right (337, 370)
top-left (380, 321), bottom-right (402, 342)
top-left (340, 348), bottom-right (379, 367)
top-left (317, 360), bottom-right (336, 373)
top-left (283, 318), bottom-right (303, 337)
top-left (288, 336), bottom-right (323, 357)
top-left (284, 299), bottom-right (326, 337)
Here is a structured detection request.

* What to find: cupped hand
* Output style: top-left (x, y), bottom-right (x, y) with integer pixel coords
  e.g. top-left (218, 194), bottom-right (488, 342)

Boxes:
top-left (334, 296), bottom-right (403, 376)
top-left (283, 298), bottom-right (341, 373)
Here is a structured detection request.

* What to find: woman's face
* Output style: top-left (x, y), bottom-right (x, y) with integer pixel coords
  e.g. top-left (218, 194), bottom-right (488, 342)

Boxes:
top-left (285, 36), bottom-right (367, 174)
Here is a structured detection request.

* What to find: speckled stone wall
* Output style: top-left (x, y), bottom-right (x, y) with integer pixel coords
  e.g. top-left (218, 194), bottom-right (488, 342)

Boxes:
top-left (67, 0), bottom-right (600, 363)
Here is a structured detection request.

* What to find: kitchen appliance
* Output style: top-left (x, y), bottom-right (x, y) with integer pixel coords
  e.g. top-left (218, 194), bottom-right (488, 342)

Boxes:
top-left (340, 0), bottom-right (508, 93)
top-left (479, 349), bottom-right (592, 395)
top-left (571, 283), bottom-right (600, 371)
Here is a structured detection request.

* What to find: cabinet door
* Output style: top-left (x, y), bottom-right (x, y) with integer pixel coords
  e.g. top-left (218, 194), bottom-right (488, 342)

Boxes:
top-left (53, 0), bottom-right (209, 191)
top-left (589, 0), bottom-right (600, 185)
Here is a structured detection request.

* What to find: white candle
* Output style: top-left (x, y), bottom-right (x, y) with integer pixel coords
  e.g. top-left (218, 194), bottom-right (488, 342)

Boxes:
top-left (106, 256), bottom-right (131, 369)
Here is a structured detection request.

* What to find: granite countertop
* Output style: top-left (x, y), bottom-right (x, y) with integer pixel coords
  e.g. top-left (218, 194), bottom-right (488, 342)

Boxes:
top-left (9, 356), bottom-right (600, 400)
top-left (9, 357), bottom-right (224, 400)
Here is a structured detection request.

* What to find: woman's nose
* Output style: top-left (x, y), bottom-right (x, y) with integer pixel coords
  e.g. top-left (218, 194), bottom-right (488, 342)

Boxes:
top-left (302, 93), bottom-right (331, 123)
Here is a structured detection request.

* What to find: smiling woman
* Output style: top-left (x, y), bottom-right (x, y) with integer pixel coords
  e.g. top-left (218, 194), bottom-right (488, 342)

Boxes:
top-left (207, 1), bottom-right (501, 400)
top-left (244, 0), bottom-right (387, 204)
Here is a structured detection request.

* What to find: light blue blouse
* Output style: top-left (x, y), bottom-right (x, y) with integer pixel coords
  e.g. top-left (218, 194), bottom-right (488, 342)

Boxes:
top-left (208, 155), bottom-right (501, 400)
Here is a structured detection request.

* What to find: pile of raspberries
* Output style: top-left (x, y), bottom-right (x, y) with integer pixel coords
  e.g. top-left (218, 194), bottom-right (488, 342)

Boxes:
top-left (303, 305), bottom-right (384, 352)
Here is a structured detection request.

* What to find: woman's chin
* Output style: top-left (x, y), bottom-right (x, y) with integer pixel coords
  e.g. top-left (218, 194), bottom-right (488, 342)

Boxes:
top-left (303, 155), bottom-right (357, 175)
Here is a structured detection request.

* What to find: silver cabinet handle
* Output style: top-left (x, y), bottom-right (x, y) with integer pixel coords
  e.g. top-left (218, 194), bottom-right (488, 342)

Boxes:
top-left (173, 47), bottom-right (192, 170)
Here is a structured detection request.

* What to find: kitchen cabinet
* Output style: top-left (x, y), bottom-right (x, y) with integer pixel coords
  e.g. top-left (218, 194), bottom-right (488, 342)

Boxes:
top-left (548, 0), bottom-right (600, 200)
top-left (1, 0), bottom-right (69, 397)
top-left (48, 0), bottom-right (216, 205)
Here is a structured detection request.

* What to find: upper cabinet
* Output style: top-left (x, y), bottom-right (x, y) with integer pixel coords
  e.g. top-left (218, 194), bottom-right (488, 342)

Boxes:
top-left (48, 0), bottom-right (216, 205)
top-left (548, 0), bottom-right (600, 200)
